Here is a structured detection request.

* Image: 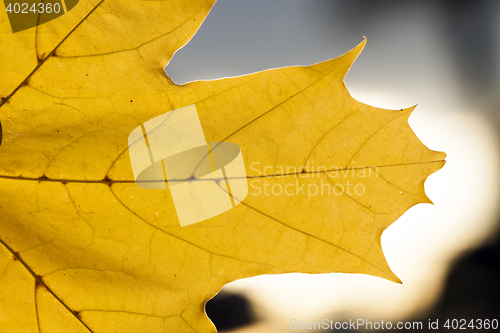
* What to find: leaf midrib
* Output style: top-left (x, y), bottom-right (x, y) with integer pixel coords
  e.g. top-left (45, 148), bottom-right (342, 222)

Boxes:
top-left (0, 160), bottom-right (445, 184)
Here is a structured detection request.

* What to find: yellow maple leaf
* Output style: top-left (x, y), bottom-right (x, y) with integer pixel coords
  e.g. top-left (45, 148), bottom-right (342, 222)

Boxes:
top-left (0, 0), bottom-right (445, 332)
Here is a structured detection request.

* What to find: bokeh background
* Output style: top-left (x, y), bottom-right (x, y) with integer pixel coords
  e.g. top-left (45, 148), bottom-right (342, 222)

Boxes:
top-left (166, 1), bottom-right (500, 332)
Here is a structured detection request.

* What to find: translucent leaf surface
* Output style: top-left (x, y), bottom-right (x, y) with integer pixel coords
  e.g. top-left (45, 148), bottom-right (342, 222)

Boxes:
top-left (0, 1), bottom-right (445, 332)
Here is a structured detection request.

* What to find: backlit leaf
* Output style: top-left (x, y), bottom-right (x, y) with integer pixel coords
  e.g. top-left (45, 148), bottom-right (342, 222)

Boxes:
top-left (0, 1), bottom-right (445, 332)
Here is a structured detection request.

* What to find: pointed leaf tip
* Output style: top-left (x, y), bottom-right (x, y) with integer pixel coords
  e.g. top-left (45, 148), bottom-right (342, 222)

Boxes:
top-left (337, 38), bottom-right (367, 80)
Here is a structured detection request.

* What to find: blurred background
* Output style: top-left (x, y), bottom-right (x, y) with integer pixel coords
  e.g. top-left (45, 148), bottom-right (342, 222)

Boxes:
top-left (166, 1), bottom-right (500, 332)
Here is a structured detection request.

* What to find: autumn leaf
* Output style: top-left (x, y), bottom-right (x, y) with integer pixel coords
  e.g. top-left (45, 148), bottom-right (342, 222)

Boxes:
top-left (0, 0), bottom-right (445, 332)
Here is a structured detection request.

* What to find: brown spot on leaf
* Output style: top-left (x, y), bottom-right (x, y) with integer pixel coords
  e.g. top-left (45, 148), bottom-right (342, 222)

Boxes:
top-left (35, 278), bottom-right (46, 290)
top-left (72, 311), bottom-right (82, 319)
